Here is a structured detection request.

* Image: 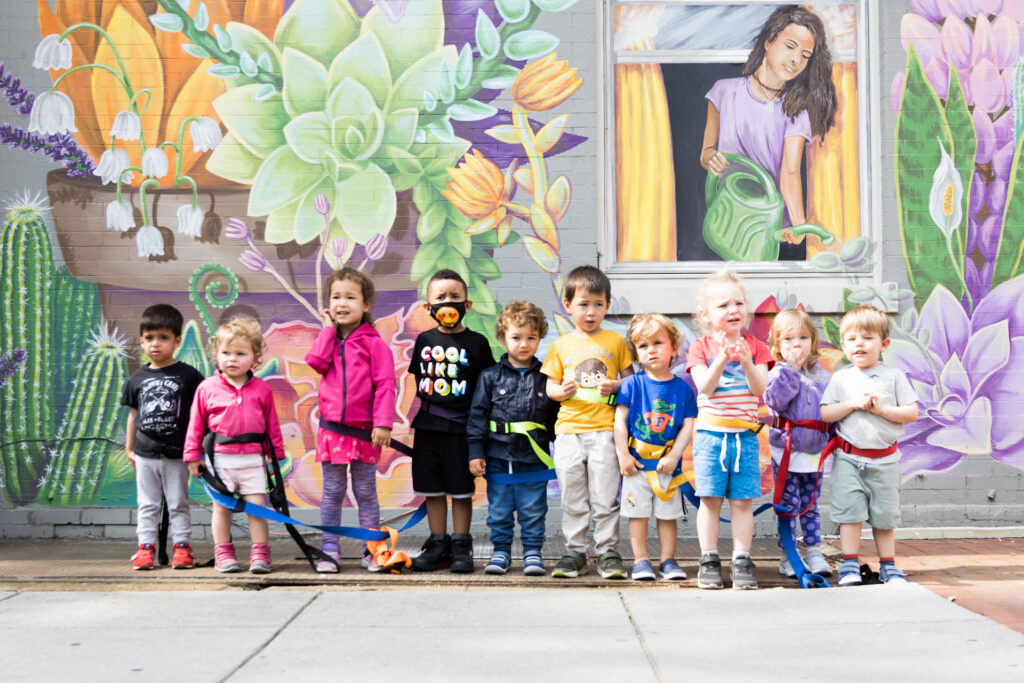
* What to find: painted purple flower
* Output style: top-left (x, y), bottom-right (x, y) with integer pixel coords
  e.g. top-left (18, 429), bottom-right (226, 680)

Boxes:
top-left (330, 237), bottom-right (349, 263)
top-left (888, 276), bottom-right (1024, 476)
top-left (365, 233), bottom-right (388, 261)
top-left (224, 217), bottom-right (250, 241)
top-left (239, 248), bottom-right (267, 272)
top-left (313, 193), bottom-right (330, 216)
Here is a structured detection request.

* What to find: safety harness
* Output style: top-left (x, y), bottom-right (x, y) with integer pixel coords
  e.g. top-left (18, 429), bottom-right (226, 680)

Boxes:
top-left (627, 436), bottom-right (694, 502)
top-left (484, 419), bottom-right (557, 484)
top-left (568, 387), bottom-right (616, 404)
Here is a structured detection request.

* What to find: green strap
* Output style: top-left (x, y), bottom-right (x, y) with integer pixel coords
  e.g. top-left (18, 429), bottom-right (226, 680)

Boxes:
top-left (568, 386), bottom-right (617, 405)
top-left (489, 420), bottom-right (554, 468)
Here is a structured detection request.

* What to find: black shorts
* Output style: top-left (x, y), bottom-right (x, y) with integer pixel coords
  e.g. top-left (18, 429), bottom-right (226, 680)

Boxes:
top-left (411, 429), bottom-right (475, 498)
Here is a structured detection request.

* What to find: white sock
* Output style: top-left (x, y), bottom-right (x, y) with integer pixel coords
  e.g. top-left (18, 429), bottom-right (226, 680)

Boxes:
top-left (732, 550), bottom-right (750, 562)
top-left (702, 549), bottom-right (719, 558)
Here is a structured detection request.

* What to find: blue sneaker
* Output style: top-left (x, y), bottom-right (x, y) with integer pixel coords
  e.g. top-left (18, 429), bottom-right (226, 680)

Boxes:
top-left (659, 558), bottom-right (687, 580)
top-left (631, 559), bottom-right (656, 581)
top-left (484, 550), bottom-right (511, 575)
top-left (880, 564), bottom-right (908, 584)
top-left (838, 559), bottom-right (862, 586)
top-left (523, 550), bottom-right (545, 576)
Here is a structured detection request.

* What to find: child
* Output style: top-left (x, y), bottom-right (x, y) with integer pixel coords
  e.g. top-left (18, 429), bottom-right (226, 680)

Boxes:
top-left (820, 305), bottom-right (918, 585)
top-left (305, 268), bottom-right (396, 573)
top-left (467, 300), bottom-right (558, 576)
top-left (183, 318), bottom-right (285, 574)
top-left (700, 5), bottom-right (837, 259)
top-left (686, 270), bottom-right (772, 589)
top-left (408, 269), bottom-right (495, 572)
top-left (542, 265), bottom-right (634, 579)
top-left (764, 309), bottom-right (832, 578)
top-left (614, 314), bottom-right (697, 581)
top-left (121, 304), bottom-right (204, 570)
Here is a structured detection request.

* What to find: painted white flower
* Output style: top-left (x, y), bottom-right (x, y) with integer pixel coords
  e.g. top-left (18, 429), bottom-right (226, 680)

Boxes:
top-left (176, 204), bottom-right (204, 238)
top-left (95, 149), bottom-right (132, 185)
top-left (32, 34), bottom-right (72, 70)
top-left (105, 200), bottom-right (134, 232)
top-left (136, 224), bottom-right (164, 257)
top-left (27, 91), bottom-right (76, 134)
top-left (928, 139), bottom-right (964, 239)
top-left (109, 110), bottom-right (141, 141)
top-left (141, 148), bottom-right (169, 178)
top-left (189, 116), bottom-right (223, 152)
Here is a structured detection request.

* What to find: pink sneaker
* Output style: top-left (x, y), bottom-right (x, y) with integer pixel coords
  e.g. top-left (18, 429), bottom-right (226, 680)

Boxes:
top-left (361, 547), bottom-right (382, 573)
top-left (249, 543), bottom-right (271, 574)
top-left (214, 543), bottom-right (240, 573)
top-left (316, 544), bottom-right (340, 573)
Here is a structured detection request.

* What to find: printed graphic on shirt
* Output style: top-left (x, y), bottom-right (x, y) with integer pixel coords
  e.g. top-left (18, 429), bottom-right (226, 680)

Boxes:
top-left (137, 376), bottom-right (187, 434)
top-left (634, 398), bottom-right (676, 442)
top-left (418, 343), bottom-right (471, 397)
top-left (575, 358), bottom-right (608, 388)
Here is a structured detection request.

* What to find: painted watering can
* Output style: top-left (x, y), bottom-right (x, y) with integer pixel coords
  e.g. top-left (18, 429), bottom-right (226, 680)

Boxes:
top-left (703, 153), bottom-right (834, 260)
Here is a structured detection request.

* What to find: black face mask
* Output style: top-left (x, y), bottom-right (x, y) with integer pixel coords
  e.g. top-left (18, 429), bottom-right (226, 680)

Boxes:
top-left (428, 301), bottom-right (467, 328)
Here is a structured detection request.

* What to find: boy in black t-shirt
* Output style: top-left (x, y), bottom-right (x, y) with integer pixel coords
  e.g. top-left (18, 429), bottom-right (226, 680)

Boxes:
top-left (409, 270), bottom-right (495, 572)
top-left (121, 304), bottom-right (204, 570)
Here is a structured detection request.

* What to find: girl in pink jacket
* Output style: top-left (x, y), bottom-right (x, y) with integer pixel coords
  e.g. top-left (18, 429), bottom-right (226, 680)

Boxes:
top-left (184, 318), bottom-right (285, 574)
top-left (305, 268), bottom-right (397, 573)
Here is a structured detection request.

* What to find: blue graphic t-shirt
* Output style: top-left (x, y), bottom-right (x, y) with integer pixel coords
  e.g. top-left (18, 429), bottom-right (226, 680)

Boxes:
top-left (617, 371), bottom-right (698, 476)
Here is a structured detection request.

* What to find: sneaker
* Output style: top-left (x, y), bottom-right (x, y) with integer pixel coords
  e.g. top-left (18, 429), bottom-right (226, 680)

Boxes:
top-left (361, 547), bottom-right (382, 573)
top-left (880, 564), bottom-right (908, 584)
top-left (214, 543), bottom-right (241, 573)
top-left (597, 550), bottom-right (627, 580)
top-left (132, 543), bottom-right (155, 571)
top-left (316, 544), bottom-right (340, 574)
top-left (838, 559), bottom-right (862, 586)
top-left (522, 550), bottom-right (545, 576)
top-left (171, 542), bottom-right (194, 570)
top-left (482, 550), bottom-right (509, 574)
top-left (412, 533), bottom-right (451, 572)
top-left (730, 556), bottom-right (759, 590)
top-left (449, 534), bottom-right (474, 573)
top-left (249, 543), bottom-right (271, 574)
top-left (631, 559), bottom-right (656, 581)
top-left (697, 555), bottom-right (724, 589)
top-left (779, 556), bottom-right (796, 577)
top-left (803, 547), bottom-right (833, 576)
top-left (551, 551), bottom-right (588, 578)
top-left (659, 558), bottom-right (687, 581)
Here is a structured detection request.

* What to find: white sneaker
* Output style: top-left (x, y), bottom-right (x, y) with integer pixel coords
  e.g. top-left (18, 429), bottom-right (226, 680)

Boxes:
top-left (803, 548), bottom-right (833, 576)
top-left (779, 556), bottom-right (796, 577)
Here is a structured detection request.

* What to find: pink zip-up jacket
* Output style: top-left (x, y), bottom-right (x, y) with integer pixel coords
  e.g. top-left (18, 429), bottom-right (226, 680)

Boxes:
top-left (305, 322), bottom-right (396, 428)
top-left (183, 371), bottom-right (285, 462)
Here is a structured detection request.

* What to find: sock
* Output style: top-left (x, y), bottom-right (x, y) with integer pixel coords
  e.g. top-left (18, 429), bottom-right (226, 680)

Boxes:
top-left (879, 558), bottom-right (895, 567)
top-left (702, 549), bottom-right (719, 558)
top-left (732, 550), bottom-right (750, 562)
top-left (840, 555), bottom-right (859, 569)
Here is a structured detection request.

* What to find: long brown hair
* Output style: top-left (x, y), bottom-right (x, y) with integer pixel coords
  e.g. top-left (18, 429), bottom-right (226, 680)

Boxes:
top-left (742, 6), bottom-right (837, 141)
top-left (323, 267), bottom-right (376, 326)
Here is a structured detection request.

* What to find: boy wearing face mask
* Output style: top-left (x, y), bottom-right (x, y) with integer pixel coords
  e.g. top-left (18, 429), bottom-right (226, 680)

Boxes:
top-left (409, 269), bottom-right (496, 572)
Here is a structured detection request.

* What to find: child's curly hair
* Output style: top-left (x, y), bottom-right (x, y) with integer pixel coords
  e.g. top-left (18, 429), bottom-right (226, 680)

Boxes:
top-left (626, 313), bottom-right (681, 361)
top-left (209, 317), bottom-right (265, 364)
top-left (495, 300), bottom-right (548, 340)
top-left (768, 309), bottom-right (820, 371)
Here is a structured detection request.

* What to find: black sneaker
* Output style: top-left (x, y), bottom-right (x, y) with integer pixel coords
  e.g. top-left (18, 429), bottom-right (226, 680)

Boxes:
top-left (597, 550), bottom-right (627, 579)
top-left (730, 556), bottom-right (759, 590)
top-left (697, 554), bottom-right (724, 589)
top-left (551, 550), bottom-right (588, 578)
top-left (412, 533), bottom-right (451, 572)
top-left (449, 533), bottom-right (474, 573)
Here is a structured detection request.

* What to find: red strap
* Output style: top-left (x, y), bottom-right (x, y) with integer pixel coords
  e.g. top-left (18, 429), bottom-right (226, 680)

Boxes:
top-left (771, 416), bottom-right (830, 511)
top-left (821, 435), bottom-right (898, 459)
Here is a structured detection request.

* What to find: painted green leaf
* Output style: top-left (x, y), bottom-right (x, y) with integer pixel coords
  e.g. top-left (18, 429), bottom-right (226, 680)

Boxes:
top-left (295, 177), bottom-right (335, 244)
top-left (225, 23), bottom-right (282, 81)
top-left (274, 0), bottom-right (360, 67)
top-left (411, 240), bottom-right (445, 281)
top-left (822, 317), bottom-right (841, 349)
top-left (481, 64), bottom-right (519, 90)
top-left (533, 113), bottom-right (568, 152)
top-left (284, 112), bottom-right (332, 164)
top-left (212, 85), bottom-right (288, 157)
top-left (149, 13), bottom-right (184, 32)
top-left (447, 222), bottom-right (473, 257)
top-left (387, 45), bottom-right (458, 113)
top-left (328, 33), bottom-right (392, 108)
top-left (894, 45), bottom-right (963, 304)
top-left (485, 124), bottom-right (520, 145)
top-left (417, 202), bottom-right (447, 242)
top-left (254, 84), bottom-right (277, 101)
top-left (362, 0), bottom-right (443, 81)
top-left (282, 48), bottom-right (329, 117)
top-left (383, 109), bottom-right (418, 151)
top-left (438, 58), bottom-right (456, 103)
top-left (419, 137), bottom-right (471, 174)
top-left (181, 43), bottom-right (209, 59)
top-left (469, 249), bottom-right (502, 279)
top-left (455, 44), bottom-right (473, 89)
top-left (205, 132), bottom-right (264, 183)
top-left (468, 274), bottom-right (497, 315)
top-left (207, 64), bottom-right (241, 79)
top-left (327, 77), bottom-right (378, 123)
top-left (386, 145), bottom-right (422, 174)
top-left (214, 24), bottom-right (232, 51)
top-left (356, 108), bottom-right (385, 160)
top-left (496, 0), bottom-right (531, 23)
top-left (448, 99), bottom-right (498, 122)
top-left (944, 67), bottom-right (974, 261)
top-left (239, 51), bottom-right (258, 77)
top-left (265, 198), bottom-right (301, 243)
top-left (427, 118), bottom-right (455, 142)
top-left (249, 146), bottom-right (323, 215)
top-left (334, 163), bottom-right (396, 243)
top-left (475, 10), bottom-right (500, 60)
top-left (534, 0), bottom-right (580, 11)
top-left (994, 134), bottom-right (1024, 286)
top-left (439, 252), bottom-right (470, 282)
top-left (503, 30), bottom-right (559, 61)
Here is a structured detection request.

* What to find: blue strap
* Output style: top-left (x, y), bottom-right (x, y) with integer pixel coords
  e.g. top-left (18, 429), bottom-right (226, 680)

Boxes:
top-left (777, 511), bottom-right (831, 589)
top-left (484, 469), bottom-right (557, 485)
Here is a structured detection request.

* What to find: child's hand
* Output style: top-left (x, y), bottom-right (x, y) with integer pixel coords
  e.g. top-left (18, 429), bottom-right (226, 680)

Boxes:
top-left (734, 338), bottom-right (753, 364)
top-left (319, 308), bottom-right (335, 328)
top-left (618, 453), bottom-right (641, 476)
top-left (597, 378), bottom-right (618, 397)
top-left (469, 459), bottom-right (486, 477)
top-left (371, 427), bottom-right (391, 449)
top-left (126, 450), bottom-right (136, 471)
top-left (656, 456), bottom-right (679, 475)
top-left (783, 345), bottom-right (808, 368)
top-left (187, 461), bottom-right (203, 478)
top-left (852, 393), bottom-right (876, 411)
top-left (561, 378), bottom-right (578, 398)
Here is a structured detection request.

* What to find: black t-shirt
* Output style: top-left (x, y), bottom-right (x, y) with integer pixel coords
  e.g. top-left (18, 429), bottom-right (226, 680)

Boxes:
top-left (409, 327), bottom-right (495, 433)
top-left (121, 361), bottom-right (204, 459)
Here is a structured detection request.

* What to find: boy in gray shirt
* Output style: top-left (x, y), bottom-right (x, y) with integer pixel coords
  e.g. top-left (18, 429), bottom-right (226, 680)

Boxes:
top-left (821, 305), bottom-right (918, 586)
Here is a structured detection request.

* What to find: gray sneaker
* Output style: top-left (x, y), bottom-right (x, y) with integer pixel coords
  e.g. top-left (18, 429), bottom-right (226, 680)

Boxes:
top-left (730, 556), bottom-right (759, 590)
top-left (697, 555), bottom-right (724, 589)
top-left (803, 547), bottom-right (833, 576)
top-left (779, 556), bottom-right (796, 577)
top-left (597, 550), bottom-right (627, 579)
top-left (880, 563), bottom-right (908, 584)
top-left (551, 550), bottom-right (588, 578)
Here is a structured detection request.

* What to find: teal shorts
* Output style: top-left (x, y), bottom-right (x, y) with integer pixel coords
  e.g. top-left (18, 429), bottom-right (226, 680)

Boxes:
top-left (692, 430), bottom-right (762, 500)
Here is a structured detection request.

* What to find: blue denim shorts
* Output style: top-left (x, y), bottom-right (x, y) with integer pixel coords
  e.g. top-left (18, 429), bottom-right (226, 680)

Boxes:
top-left (692, 429), bottom-right (762, 500)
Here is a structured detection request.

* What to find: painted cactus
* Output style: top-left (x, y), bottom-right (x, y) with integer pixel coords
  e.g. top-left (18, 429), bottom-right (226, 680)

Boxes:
top-left (37, 325), bottom-right (128, 506)
top-left (53, 266), bottom-right (101, 424)
top-left (0, 195), bottom-right (55, 503)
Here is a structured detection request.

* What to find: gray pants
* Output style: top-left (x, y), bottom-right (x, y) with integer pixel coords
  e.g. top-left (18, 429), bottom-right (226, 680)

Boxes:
top-left (554, 431), bottom-right (621, 554)
top-left (135, 457), bottom-right (191, 545)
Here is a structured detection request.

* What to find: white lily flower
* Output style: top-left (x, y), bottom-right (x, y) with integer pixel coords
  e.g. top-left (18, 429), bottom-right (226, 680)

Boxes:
top-left (928, 139), bottom-right (963, 239)
top-left (33, 34), bottom-right (72, 70)
top-left (27, 91), bottom-right (77, 134)
top-left (136, 224), bottom-right (164, 257)
top-left (141, 148), bottom-right (169, 178)
top-left (109, 111), bottom-right (141, 141)
top-left (95, 149), bottom-right (132, 185)
top-left (105, 200), bottom-right (134, 232)
top-left (189, 116), bottom-right (223, 152)
top-left (176, 204), bottom-right (204, 238)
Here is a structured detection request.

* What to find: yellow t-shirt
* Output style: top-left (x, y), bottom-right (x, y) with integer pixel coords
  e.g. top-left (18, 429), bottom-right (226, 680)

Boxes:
top-left (541, 329), bottom-right (633, 434)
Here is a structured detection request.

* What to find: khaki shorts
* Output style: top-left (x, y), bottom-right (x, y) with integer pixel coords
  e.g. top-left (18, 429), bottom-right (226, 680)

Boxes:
top-left (620, 470), bottom-right (683, 520)
top-left (829, 454), bottom-right (901, 529)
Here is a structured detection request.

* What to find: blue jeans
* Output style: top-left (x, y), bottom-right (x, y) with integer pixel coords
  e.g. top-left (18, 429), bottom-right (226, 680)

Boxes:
top-left (484, 457), bottom-right (549, 552)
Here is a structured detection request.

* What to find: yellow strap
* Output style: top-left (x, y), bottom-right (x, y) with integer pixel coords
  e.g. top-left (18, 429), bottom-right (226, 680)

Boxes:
top-left (696, 410), bottom-right (763, 432)
top-left (628, 436), bottom-right (691, 500)
top-left (646, 471), bottom-right (695, 501)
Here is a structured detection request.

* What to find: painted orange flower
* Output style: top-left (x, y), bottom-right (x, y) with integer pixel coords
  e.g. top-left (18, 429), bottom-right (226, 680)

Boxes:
top-left (443, 148), bottom-right (514, 238)
top-left (512, 52), bottom-right (583, 113)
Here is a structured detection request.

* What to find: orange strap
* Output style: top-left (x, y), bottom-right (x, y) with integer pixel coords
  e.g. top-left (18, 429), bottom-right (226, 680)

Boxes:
top-left (365, 526), bottom-right (411, 574)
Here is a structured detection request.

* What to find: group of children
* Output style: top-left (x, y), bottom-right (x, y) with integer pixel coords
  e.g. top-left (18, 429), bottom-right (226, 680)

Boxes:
top-left (121, 265), bottom-right (917, 588)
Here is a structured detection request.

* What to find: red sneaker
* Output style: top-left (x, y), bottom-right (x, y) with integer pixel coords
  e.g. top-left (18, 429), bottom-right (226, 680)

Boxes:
top-left (132, 543), bottom-right (155, 570)
top-left (171, 542), bottom-right (195, 569)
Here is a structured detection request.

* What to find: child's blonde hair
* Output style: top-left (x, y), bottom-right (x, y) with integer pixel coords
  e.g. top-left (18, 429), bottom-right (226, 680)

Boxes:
top-left (627, 313), bottom-right (681, 361)
top-left (323, 267), bottom-right (376, 325)
top-left (695, 269), bottom-right (748, 332)
top-left (495, 300), bottom-right (548, 340)
top-left (210, 317), bottom-right (265, 363)
top-left (768, 309), bottom-right (820, 371)
top-left (839, 304), bottom-right (890, 340)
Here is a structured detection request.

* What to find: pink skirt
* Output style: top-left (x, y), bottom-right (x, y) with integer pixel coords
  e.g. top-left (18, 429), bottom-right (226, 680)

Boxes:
top-left (316, 422), bottom-right (380, 464)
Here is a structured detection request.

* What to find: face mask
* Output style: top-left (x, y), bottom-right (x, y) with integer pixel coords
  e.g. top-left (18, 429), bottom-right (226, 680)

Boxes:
top-left (429, 301), bottom-right (466, 328)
